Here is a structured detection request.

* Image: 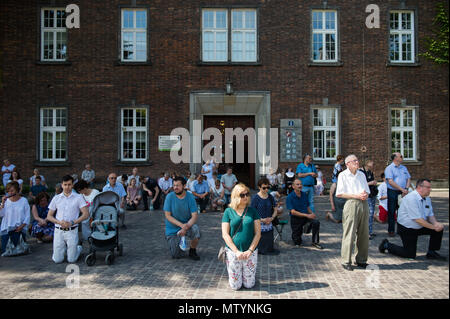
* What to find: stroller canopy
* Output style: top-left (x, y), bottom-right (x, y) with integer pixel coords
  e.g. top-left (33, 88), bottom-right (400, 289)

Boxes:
top-left (91, 191), bottom-right (120, 214)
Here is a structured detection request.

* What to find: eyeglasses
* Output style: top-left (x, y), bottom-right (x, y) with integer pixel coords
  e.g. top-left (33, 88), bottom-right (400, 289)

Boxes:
top-left (109, 177), bottom-right (117, 180)
top-left (239, 192), bottom-right (250, 198)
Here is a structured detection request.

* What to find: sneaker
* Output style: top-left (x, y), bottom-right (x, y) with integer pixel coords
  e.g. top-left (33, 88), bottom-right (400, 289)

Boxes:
top-left (312, 242), bottom-right (324, 250)
top-left (426, 251), bottom-right (447, 261)
top-left (189, 248), bottom-right (200, 261)
top-left (379, 239), bottom-right (389, 254)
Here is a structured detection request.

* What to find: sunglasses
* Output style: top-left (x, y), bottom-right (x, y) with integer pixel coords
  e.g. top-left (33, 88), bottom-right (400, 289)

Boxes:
top-left (261, 186), bottom-right (270, 190)
top-left (239, 192), bottom-right (250, 198)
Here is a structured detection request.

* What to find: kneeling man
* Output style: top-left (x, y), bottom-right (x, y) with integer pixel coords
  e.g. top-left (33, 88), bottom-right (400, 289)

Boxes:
top-left (47, 175), bottom-right (89, 263)
top-left (379, 179), bottom-right (446, 261)
top-left (164, 176), bottom-right (201, 260)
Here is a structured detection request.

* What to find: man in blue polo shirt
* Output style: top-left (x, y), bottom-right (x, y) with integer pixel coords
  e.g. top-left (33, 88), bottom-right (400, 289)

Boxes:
top-left (103, 173), bottom-right (127, 228)
top-left (384, 152), bottom-right (411, 236)
top-left (286, 178), bottom-right (322, 249)
top-left (192, 174), bottom-right (210, 214)
top-left (296, 154), bottom-right (318, 213)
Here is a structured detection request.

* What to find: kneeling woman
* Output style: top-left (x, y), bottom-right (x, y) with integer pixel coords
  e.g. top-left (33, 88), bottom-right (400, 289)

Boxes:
top-left (221, 183), bottom-right (261, 290)
top-left (0, 182), bottom-right (30, 254)
top-left (31, 192), bottom-right (54, 243)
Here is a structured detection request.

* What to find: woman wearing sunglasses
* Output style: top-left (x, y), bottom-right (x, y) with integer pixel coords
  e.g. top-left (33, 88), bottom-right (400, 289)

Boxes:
top-left (251, 178), bottom-right (280, 255)
top-left (221, 183), bottom-right (261, 290)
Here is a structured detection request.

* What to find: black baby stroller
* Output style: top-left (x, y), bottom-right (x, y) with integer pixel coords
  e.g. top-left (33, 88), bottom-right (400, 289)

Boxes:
top-left (85, 191), bottom-right (123, 266)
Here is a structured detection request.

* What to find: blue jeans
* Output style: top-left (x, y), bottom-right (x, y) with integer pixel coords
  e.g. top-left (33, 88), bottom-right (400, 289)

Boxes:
top-left (1, 231), bottom-right (24, 253)
top-left (302, 186), bottom-right (315, 213)
top-left (367, 196), bottom-right (376, 235)
top-left (387, 189), bottom-right (402, 233)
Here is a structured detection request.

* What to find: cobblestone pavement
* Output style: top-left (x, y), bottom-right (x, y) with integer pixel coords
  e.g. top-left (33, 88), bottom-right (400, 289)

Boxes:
top-left (1, 191), bottom-right (448, 299)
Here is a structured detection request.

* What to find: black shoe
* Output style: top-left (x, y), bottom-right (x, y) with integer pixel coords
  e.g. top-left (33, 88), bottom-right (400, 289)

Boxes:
top-left (266, 249), bottom-right (281, 255)
top-left (369, 233), bottom-right (376, 240)
top-left (312, 242), bottom-right (323, 250)
top-left (342, 263), bottom-right (353, 271)
top-left (426, 251), bottom-right (447, 261)
top-left (379, 239), bottom-right (389, 254)
top-left (355, 262), bottom-right (369, 269)
top-left (189, 248), bottom-right (200, 261)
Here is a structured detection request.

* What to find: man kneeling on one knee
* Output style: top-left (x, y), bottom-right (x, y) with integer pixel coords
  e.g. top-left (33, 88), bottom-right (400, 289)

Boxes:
top-left (379, 179), bottom-right (446, 261)
top-left (47, 175), bottom-right (89, 263)
top-left (164, 176), bottom-right (201, 260)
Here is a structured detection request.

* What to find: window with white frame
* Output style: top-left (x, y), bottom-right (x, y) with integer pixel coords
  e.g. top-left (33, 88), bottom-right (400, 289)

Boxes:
top-left (41, 8), bottom-right (67, 61)
top-left (40, 108), bottom-right (67, 161)
top-left (389, 11), bottom-right (415, 63)
top-left (391, 108), bottom-right (416, 160)
top-left (231, 10), bottom-right (257, 62)
top-left (312, 108), bottom-right (339, 160)
top-left (202, 9), bottom-right (228, 62)
top-left (312, 10), bottom-right (338, 62)
top-left (121, 9), bottom-right (147, 62)
top-left (121, 108), bottom-right (147, 161)
top-left (202, 8), bottom-right (257, 62)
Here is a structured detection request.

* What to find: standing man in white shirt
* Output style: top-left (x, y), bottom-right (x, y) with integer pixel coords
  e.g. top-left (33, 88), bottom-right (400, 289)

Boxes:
top-left (336, 154), bottom-right (371, 271)
top-left (46, 175), bottom-right (89, 263)
top-left (379, 179), bottom-right (446, 261)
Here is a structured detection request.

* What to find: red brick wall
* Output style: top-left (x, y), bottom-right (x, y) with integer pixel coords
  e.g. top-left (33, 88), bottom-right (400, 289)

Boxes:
top-left (0, 0), bottom-right (448, 186)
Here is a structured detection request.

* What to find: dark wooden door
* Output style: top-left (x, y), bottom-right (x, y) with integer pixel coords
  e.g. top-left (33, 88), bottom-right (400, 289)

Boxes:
top-left (203, 115), bottom-right (256, 189)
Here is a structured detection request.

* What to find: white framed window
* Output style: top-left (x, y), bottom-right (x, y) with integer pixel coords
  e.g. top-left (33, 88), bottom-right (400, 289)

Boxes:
top-left (202, 8), bottom-right (258, 62)
top-left (312, 10), bottom-right (338, 62)
top-left (389, 11), bottom-right (415, 63)
top-left (202, 9), bottom-right (228, 62)
top-left (231, 9), bottom-right (257, 62)
top-left (312, 108), bottom-right (339, 160)
top-left (121, 108), bottom-right (147, 161)
top-left (121, 9), bottom-right (147, 62)
top-left (391, 108), bottom-right (417, 160)
top-left (40, 108), bottom-right (67, 161)
top-left (41, 8), bottom-right (67, 61)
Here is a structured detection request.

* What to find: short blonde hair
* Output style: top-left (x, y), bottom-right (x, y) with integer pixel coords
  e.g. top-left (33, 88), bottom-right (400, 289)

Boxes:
top-left (229, 183), bottom-right (251, 210)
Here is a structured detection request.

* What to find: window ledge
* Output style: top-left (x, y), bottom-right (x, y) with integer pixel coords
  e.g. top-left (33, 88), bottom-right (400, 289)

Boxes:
top-left (197, 61), bottom-right (262, 66)
top-left (36, 61), bottom-right (72, 66)
top-left (402, 160), bottom-right (423, 166)
top-left (386, 62), bottom-right (421, 67)
top-left (308, 61), bottom-right (343, 67)
top-left (115, 161), bottom-right (153, 166)
top-left (311, 160), bottom-right (336, 165)
top-left (34, 161), bottom-right (71, 167)
top-left (115, 61), bottom-right (152, 66)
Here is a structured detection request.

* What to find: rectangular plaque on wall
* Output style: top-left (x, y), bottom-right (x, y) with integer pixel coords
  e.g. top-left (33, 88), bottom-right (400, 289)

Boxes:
top-left (280, 119), bottom-right (302, 163)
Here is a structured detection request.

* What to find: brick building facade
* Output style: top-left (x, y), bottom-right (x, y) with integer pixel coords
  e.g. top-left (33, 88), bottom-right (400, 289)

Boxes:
top-left (0, 0), bottom-right (448, 187)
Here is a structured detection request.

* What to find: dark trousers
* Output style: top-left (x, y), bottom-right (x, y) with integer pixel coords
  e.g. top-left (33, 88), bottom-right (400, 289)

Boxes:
top-left (1, 231), bottom-right (25, 253)
top-left (195, 196), bottom-right (209, 211)
top-left (257, 229), bottom-right (275, 254)
top-left (291, 217), bottom-right (320, 245)
top-left (142, 190), bottom-right (161, 210)
top-left (387, 223), bottom-right (443, 259)
top-left (387, 189), bottom-right (402, 233)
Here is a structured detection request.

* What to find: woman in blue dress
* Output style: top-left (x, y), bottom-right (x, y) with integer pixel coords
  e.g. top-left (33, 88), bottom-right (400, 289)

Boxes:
top-left (31, 192), bottom-right (54, 243)
top-left (251, 178), bottom-right (280, 255)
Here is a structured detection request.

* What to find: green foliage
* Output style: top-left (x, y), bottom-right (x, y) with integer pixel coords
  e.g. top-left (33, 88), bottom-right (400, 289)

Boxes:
top-left (421, 2), bottom-right (449, 65)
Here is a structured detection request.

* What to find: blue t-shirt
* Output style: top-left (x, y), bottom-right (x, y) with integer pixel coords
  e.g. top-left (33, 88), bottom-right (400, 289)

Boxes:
top-left (286, 191), bottom-right (310, 222)
top-left (163, 191), bottom-right (198, 236)
top-left (296, 163), bottom-right (317, 186)
top-left (31, 184), bottom-right (47, 196)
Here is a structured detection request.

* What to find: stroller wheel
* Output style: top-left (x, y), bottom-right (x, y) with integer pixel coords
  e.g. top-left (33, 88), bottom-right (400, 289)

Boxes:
top-left (105, 253), bottom-right (114, 266)
top-left (117, 244), bottom-right (123, 256)
top-left (85, 253), bottom-right (96, 266)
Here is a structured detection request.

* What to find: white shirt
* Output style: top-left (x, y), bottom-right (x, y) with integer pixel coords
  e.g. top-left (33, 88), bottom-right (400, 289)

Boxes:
top-left (158, 177), bottom-right (173, 191)
top-left (397, 190), bottom-right (434, 230)
top-left (335, 169), bottom-right (370, 197)
top-left (377, 182), bottom-right (388, 210)
top-left (2, 164), bottom-right (15, 186)
top-left (202, 162), bottom-right (216, 181)
top-left (0, 197), bottom-right (30, 235)
top-left (48, 192), bottom-right (87, 223)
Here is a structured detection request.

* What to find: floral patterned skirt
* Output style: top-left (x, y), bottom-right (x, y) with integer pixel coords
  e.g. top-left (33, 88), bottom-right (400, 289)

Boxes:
top-left (31, 221), bottom-right (55, 237)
